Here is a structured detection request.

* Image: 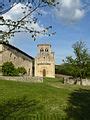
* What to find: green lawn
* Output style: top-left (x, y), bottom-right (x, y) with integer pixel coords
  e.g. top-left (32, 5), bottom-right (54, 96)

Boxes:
top-left (0, 78), bottom-right (90, 120)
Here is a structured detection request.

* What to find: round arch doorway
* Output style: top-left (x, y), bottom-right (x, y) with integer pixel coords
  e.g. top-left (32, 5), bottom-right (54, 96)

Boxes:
top-left (43, 69), bottom-right (46, 77)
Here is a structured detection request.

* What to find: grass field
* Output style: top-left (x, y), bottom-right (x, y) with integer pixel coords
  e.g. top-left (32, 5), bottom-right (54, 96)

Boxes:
top-left (0, 77), bottom-right (90, 120)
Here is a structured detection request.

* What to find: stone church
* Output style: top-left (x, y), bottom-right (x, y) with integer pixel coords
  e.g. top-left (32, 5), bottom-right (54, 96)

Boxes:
top-left (35, 44), bottom-right (55, 78)
top-left (0, 41), bottom-right (55, 78)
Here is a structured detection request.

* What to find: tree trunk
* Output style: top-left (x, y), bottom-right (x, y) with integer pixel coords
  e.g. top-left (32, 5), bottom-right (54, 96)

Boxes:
top-left (74, 78), bottom-right (77, 84)
top-left (80, 77), bottom-right (82, 85)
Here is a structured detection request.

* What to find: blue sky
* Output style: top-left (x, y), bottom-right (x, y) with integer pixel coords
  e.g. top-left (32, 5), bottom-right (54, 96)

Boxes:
top-left (0, 0), bottom-right (90, 64)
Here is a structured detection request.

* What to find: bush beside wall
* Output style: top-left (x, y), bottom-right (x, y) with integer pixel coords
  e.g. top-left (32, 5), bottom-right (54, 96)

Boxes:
top-left (2, 62), bottom-right (27, 76)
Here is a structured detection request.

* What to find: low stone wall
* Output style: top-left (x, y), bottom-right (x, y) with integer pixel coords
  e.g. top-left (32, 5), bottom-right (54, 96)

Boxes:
top-left (56, 74), bottom-right (90, 86)
top-left (82, 79), bottom-right (90, 86)
top-left (64, 78), bottom-right (90, 86)
top-left (0, 76), bottom-right (43, 83)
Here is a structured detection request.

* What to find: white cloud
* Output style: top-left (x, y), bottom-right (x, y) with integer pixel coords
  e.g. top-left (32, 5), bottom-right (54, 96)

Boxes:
top-left (74, 9), bottom-right (84, 20)
top-left (55, 0), bottom-right (85, 23)
top-left (3, 3), bottom-right (25, 20)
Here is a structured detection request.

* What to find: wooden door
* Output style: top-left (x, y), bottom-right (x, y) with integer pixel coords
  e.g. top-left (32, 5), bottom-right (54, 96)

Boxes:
top-left (43, 69), bottom-right (46, 77)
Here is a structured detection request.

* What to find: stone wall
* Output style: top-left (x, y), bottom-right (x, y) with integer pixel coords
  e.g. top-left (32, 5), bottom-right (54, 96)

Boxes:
top-left (56, 74), bottom-right (90, 86)
top-left (0, 76), bottom-right (43, 83)
top-left (64, 78), bottom-right (90, 86)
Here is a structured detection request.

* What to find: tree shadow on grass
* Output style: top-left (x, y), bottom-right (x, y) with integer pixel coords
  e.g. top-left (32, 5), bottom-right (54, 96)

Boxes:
top-left (0, 96), bottom-right (44, 120)
top-left (65, 89), bottom-right (90, 120)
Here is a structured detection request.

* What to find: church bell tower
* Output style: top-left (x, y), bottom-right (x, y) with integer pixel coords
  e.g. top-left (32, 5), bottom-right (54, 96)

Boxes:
top-left (35, 44), bottom-right (55, 78)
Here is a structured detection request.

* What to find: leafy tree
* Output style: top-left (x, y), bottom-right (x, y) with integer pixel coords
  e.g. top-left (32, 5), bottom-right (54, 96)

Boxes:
top-left (64, 41), bottom-right (90, 85)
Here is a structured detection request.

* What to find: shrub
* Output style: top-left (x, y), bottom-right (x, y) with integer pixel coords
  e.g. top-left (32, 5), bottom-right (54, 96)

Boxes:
top-left (17, 67), bottom-right (27, 75)
top-left (2, 62), bottom-right (26, 76)
top-left (2, 62), bottom-right (18, 76)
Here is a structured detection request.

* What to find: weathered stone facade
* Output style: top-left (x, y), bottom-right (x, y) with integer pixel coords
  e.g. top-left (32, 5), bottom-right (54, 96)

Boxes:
top-left (0, 41), bottom-right (34, 76)
top-left (35, 44), bottom-right (55, 78)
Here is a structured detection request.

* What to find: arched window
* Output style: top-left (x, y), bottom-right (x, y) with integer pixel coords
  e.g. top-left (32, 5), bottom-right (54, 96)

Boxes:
top-left (40, 48), bottom-right (44, 52)
top-left (10, 53), bottom-right (12, 57)
top-left (45, 48), bottom-right (48, 52)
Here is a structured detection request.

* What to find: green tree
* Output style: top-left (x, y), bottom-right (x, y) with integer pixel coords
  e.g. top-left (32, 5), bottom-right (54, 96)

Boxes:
top-left (65, 41), bottom-right (90, 85)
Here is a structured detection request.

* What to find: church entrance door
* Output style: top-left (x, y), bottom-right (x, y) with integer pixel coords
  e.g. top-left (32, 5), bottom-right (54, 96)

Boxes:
top-left (43, 69), bottom-right (46, 77)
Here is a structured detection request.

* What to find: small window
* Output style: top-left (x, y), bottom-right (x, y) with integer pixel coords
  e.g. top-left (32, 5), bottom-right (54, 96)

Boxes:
top-left (10, 53), bottom-right (12, 57)
top-left (28, 68), bottom-right (30, 75)
top-left (23, 58), bottom-right (25, 61)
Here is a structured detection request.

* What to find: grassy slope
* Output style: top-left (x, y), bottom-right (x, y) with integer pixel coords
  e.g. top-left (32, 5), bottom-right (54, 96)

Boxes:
top-left (0, 78), bottom-right (90, 120)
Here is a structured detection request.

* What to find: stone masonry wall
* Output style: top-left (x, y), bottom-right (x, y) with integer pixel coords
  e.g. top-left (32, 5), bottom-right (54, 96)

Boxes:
top-left (0, 76), bottom-right (43, 83)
